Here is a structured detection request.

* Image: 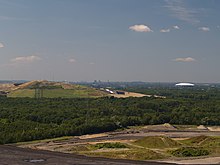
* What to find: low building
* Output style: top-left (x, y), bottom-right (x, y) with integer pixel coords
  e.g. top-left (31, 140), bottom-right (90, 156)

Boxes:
top-left (116, 91), bottom-right (125, 95)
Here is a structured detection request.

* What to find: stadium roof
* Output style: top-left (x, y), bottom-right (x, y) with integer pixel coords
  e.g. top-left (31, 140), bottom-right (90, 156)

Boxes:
top-left (175, 83), bottom-right (195, 87)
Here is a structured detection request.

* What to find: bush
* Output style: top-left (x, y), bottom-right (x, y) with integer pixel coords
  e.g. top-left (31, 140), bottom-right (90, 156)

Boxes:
top-left (170, 147), bottom-right (209, 157)
top-left (94, 142), bottom-right (127, 149)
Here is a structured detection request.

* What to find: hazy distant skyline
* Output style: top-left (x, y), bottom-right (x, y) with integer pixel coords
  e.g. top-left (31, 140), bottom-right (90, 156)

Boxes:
top-left (0, 0), bottom-right (220, 83)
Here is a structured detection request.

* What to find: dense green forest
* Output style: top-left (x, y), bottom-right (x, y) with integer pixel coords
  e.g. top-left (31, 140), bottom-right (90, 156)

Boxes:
top-left (0, 86), bottom-right (220, 144)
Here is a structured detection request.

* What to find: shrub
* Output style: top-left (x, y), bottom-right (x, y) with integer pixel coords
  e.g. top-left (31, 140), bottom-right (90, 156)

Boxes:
top-left (94, 142), bottom-right (127, 149)
top-left (170, 147), bottom-right (209, 157)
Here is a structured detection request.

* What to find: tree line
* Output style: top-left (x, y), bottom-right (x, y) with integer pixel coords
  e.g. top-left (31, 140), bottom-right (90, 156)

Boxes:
top-left (0, 87), bottom-right (220, 144)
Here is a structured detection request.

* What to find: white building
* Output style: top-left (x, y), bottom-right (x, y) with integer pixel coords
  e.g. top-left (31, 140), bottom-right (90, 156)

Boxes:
top-left (175, 83), bottom-right (195, 87)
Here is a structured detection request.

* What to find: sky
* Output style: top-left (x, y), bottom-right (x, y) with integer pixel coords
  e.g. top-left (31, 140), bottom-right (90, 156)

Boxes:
top-left (0, 0), bottom-right (220, 83)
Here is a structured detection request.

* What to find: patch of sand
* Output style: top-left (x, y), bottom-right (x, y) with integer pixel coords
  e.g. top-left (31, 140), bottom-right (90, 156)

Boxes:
top-left (197, 125), bottom-right (208, 130)
top-left (208, 126), bottom-right (220, 132)
top-left (111, 91), bottom-right (166, 98)
top-left (111, 92), bottom-right (149, 98)
top-left (143, 123), bottom-right (177, 132)
top-left (0, 84), bottom-right (16, 91)
top-left (79, 133), bottom-right (108, 139)
top-left (88, 140), bottom-right (134, 145)
top-left (171, 137), bottom-right (189, 141)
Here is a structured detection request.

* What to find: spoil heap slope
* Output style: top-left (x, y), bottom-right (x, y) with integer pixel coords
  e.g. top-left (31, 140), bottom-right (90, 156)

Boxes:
top-left (8, 80), bottom-right (107, 98)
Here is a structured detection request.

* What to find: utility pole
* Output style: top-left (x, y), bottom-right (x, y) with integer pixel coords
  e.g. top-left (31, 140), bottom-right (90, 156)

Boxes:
top-left (34, 83), bottom-right (43, 99)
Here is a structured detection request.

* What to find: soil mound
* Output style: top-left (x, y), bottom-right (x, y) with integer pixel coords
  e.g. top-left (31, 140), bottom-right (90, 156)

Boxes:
top-left (185, 135), bottom-right (218, 146)
top-left (207, 126), bottom-right (220, 132)
top-left (197, 125), bottom-right (208, 130)
top-left (143, 123), bottom-right (177, 132)
top-left (133, 136), bottom-right (180, 148)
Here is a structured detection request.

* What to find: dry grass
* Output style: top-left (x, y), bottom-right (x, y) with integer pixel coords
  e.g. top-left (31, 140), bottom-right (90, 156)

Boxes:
top-left (83, 149), bottom-right (166, 160)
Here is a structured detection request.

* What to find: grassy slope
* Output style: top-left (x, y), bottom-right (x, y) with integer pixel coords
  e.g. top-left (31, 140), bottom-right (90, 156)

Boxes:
top-left (133, 136), bottom-right (181, 149)
top-left (178, 135), bottom-right (220, 156)
top-left (81, 137), bottom-right (179, 160)
top-left (83, 149), bottom-right (166, 160)
top-left (8, 87), bottom-right (107, 98)
top-left (7, 89), bottom-right (34, 98)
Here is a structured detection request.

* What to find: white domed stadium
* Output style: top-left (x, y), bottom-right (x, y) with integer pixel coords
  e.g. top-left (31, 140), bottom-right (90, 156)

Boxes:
top-left (175, 83), bottom-right (195, 87)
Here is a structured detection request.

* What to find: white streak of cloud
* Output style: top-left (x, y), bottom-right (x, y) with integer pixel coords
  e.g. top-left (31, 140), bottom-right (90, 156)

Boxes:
top-left (11, 55), bottom-right (41, 63)
top-left (164, 0), bottom-right (200, 24)
top-left (160, 28), bottom-right (170, 33)
top-left (173, 25), bottom-right (180, 29)
top-left (0, 42), bottom-right (4, 48)
top-left (0, 16), bottom-right (15, 21)
top-left (129, 24), bottom-right (153, 32)
top-left (69, 58), bottom-right (76, 63)
top-left (198, 27), bottom-right (210, 32)
top-left (173, 57), bottom-right (195, 62)
top-left (0, 16), bottom-right (29, 21)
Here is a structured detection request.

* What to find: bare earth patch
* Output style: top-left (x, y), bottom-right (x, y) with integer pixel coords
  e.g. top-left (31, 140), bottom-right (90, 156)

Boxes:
top-left (79, 133), bottom-right (108, 139)
top-left (208, 126), bottom-right (220, 131)
top-left (111, 92), bottom-right (149, 98)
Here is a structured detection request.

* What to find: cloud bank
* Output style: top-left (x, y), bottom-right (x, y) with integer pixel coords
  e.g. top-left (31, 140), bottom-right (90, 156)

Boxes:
top-left (11, 55), bottom-right (41, 63)
top-left (160, 28), bottom-right (170, 33)
top-left (129, 24), bottom-right (153, 32)
top-left (198, 27), bottom-right (210, 32)
top-left (173, 57), bottom-right (195, 62)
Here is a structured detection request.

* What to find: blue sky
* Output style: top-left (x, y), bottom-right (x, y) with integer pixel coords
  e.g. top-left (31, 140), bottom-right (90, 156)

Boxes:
top-left (0, 0), bottom-right (219, 83)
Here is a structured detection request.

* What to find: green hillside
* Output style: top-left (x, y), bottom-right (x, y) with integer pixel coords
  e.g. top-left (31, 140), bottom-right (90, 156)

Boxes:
top-left (180, 135), bottom-right (220, 147)
top-left (133, 136), bottom-right (181, 149)
top-left (7, 80), bottom-right (107, 98)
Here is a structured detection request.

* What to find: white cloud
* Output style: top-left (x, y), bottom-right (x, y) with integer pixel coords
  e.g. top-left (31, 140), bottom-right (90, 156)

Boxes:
top-left (0, 16), bottom-right (15, 21)
top-left (0, 42), bottom-right (4, 48)
top-left (0, 16), bottom-right (29, 21)
top-left (198, 27), bottom-right (210, 32)
top-left (160, 28), bottom-right (170, 33)
top-left (129, 24), bottom-right (153, 32)
top-left (173, 25), bottom-right (180, 29)
top-left (173, 57), bottom-right (195, 62)
top-left (164, 0), bottom-right (200, 24)
top-left (89, 62), bottom-right (95, 65)
top-left (69, 58), bottom-right (76, 63)
top-left (11, 55), bottom-right (41, 63)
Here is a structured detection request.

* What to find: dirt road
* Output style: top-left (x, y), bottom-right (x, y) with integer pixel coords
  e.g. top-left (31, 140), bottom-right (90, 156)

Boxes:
top-left (0, 145), bottom-right (174, 165)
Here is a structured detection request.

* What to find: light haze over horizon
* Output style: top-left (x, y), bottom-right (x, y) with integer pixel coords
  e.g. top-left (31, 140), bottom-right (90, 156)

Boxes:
top-left (0, 0), bottom-right (220, 83)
